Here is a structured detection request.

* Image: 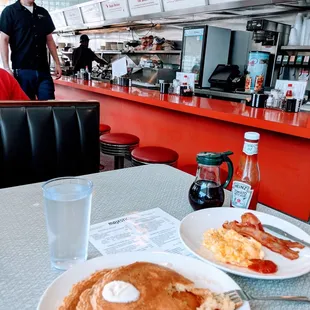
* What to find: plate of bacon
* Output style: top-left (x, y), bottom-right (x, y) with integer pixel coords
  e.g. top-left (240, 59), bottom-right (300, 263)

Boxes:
top-left (179, 208), bottom-right (310, 279)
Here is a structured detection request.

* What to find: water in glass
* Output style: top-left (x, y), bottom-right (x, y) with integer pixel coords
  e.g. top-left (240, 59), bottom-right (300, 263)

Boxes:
top-left (43, 179), bottom-right (93, 270)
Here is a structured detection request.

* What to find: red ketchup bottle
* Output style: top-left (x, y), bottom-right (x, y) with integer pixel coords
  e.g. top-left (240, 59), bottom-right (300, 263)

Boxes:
top-left (285, 84), bottom-right (293, 99)
top-left (231, 132), bottom-right (260, 210)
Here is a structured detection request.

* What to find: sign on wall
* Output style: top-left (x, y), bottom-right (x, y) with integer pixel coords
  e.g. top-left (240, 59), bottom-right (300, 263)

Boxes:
top-left (162, 0), bottom-right (206, 11)
top-left (101, 0), bottom-right (130, 20)
top-left (208, 0), bottom-right (236, 3)
top-left (50, 12), bottom-right (67, 28)
top-left (81, 3), bottom-right (104, 23)
top-left (128, 0), bottom-right (162, 17)
top-left (64, 8), bottom-right (83, 26)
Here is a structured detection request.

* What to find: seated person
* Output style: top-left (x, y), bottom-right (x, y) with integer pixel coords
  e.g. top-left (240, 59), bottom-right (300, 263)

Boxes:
top-left (0, 68), bottom-right (29, 100)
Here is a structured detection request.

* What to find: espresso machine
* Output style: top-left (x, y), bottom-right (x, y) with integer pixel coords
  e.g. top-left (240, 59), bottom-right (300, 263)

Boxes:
top-left (246, 19), bottom-right (291, 88)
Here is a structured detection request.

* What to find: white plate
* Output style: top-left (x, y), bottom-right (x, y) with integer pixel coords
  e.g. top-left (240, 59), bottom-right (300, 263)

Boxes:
top-left (179, 208), bottom-right (310, 280)
top-left (38, 251), bottom-right (250, 310)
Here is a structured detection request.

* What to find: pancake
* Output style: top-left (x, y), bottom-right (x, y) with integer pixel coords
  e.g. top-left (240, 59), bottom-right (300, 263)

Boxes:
top-left (59, 262), bottom-right (236, 310)
top-left (59, 269), bottom-right (111, 310)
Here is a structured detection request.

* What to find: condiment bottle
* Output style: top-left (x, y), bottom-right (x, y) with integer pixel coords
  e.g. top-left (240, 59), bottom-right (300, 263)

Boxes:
top-left (84, 66), bottom-right (91, 81)
top-left (231, 132), bottom-right (260, 210)
top-left (286, 84), bottom-right (293, 99)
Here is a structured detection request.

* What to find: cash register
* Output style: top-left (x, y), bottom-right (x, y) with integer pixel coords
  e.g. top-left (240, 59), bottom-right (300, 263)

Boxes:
top-left (208, 64), bottom-right (243, 92)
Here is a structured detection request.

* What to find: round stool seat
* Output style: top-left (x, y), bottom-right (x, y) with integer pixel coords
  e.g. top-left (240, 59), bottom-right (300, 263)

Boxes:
top-left (99, 124), bottom-right (111, 135)
top-left (132, 146), bottom-right (179, 164)
top-left (100, 133), bottom-right (140, 146)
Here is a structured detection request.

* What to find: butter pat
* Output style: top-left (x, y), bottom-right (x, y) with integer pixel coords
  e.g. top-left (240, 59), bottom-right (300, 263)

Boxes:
top-left (102, 281), bottom-right (140, 303)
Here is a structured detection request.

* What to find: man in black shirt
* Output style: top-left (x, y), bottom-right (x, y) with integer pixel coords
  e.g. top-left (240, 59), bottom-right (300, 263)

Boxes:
top-left (72, 35), bottom-right (106, 73)
top-left (0, 0), bottom-right (62, 100)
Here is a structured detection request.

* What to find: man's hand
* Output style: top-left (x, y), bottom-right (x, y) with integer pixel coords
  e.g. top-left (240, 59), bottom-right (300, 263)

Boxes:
top-left (55, 63), bottom-right (62, 79)
top-left (46, 34), bottom-right (62, 79)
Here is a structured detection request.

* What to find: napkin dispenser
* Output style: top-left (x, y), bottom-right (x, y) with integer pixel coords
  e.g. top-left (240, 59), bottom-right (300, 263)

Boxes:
top-left (247, 94), bottom-right (268, 108)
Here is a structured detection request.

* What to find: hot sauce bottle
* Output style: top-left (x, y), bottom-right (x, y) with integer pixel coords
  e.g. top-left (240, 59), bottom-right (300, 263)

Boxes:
top-left (231, 132), bottom-right (260, 210)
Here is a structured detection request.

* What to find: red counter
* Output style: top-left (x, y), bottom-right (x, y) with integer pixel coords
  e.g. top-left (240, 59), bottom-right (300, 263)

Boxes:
top-left (55, 78), bottom-right (310, 221)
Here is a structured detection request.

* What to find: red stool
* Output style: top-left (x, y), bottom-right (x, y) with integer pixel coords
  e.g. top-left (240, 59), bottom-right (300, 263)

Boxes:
top-left (99, 124), bottom-right (111, 171)
top-left (131, 146), bottom-right (179, 167)
top-left (100, 133), bottom-right (139, 169)
top-left (99, 124), bottom-right (111, 135)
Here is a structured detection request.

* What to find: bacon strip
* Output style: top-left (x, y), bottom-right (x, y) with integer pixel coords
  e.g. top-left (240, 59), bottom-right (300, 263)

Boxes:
top-left (241, 213), bottom-right (264, 231)
top-left (241, 213), bottom-right (304, 250)
top-left (223, 220), bottom-right (302, 260)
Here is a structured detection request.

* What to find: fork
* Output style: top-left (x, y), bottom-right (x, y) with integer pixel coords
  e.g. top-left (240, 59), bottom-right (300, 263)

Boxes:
top-left (225, 289), bottom-right (310, 306)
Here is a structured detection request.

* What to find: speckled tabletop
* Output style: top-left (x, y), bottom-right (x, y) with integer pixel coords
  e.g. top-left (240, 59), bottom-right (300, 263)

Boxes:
top-left (0, 164), bottom-right (309, 310)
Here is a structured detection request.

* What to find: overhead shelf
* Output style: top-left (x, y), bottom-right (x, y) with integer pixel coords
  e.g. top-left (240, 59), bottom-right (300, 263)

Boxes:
top-left (281, 46), bottom-right (310, 51)
top-left (59, 50), bottom-right (181, 55)
top-left (99, 50), bottom-right (181, 55)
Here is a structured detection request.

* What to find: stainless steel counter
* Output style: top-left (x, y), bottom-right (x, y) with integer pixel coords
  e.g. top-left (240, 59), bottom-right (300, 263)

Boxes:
top-left (195, 88), bottom-right (252, 102)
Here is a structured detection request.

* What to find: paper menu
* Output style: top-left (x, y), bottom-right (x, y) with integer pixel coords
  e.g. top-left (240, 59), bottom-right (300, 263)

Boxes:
top-left (176, 72), bottom-right (195, 90)
top-left (275, 80), bottom-right (307, 100)
top-left (89, 208), bottom-right (194, 257)
top-left (112, 57), bottom-right (127, 78)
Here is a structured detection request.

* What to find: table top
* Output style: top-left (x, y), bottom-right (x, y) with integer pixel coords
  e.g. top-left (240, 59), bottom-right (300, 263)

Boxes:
top-left (1, 164), bottom-right (309, 310)
top-left (55, 78), bottom-right (310, 139)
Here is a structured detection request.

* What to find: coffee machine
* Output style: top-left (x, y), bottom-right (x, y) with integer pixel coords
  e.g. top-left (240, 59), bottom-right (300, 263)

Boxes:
top-left (246, 19), bottom-right (291, 88)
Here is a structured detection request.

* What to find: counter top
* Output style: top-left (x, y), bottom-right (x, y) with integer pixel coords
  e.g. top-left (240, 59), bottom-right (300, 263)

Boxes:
top-left (55, 78), bottom-right (310, 139)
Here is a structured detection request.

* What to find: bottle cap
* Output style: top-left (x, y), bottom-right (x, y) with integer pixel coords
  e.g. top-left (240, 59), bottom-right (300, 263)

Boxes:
top-left (288, 84), bottom-right (293, 87)
top-left (245, 132), bottom-right (260, 141)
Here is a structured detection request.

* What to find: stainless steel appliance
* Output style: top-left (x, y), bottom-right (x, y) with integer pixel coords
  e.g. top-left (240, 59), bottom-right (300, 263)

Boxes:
top-left (180, 26), bottom-right (231, 88)
top-left (246, 19), bottom-right (291, 88)
top-left (130, 68), bottom-right (177, 88)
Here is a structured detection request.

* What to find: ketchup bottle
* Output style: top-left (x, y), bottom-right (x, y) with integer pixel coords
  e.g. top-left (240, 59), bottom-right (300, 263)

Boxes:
top-left (285, 84), bottom-right (293, 99)
top-left (231, 132), bottom-right (260, 210)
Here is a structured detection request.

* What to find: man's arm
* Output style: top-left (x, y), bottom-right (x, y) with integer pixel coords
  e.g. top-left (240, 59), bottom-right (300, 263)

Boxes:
top-left (92, 51), bottom-right (108, 65)
top-left (46, 34), bottom-right (62, 79)
top-left (0, 32), bottom-right (12, 75)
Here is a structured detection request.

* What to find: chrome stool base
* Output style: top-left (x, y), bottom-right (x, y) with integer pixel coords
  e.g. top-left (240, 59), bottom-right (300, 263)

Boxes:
top-left (131, 157), bottom-right (177, 167)
top-left (100, 142), bottom-right (139, 169)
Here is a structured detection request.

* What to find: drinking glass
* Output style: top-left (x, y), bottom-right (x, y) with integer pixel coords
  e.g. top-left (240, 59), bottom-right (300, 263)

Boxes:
top-left (42, 177), bottom-right (93, 270)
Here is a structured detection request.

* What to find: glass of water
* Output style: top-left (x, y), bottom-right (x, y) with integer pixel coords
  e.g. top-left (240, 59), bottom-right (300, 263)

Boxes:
top-left (42, 177), bottom-right (93, 270)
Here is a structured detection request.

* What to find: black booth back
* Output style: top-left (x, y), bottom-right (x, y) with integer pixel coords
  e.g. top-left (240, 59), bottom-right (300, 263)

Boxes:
top-left (0, 101), bottom-right (100, 188)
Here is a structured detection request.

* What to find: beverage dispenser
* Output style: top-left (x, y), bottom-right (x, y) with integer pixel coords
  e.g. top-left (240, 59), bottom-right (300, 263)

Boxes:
top-left (246, 51), bottom-right (270, 91)
top-left (246, 19), bottom-right (290, 89)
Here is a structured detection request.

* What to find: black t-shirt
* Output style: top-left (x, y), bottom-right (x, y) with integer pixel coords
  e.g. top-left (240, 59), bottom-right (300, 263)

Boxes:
top-left (0, 1), bottom-right (55, 71)
top-left (72, 46), bottom-right (97, 73)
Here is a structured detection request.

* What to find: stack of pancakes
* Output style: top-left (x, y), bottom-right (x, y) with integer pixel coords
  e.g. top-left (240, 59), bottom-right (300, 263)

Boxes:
top-left (59, 262), bottom-right (236, 310)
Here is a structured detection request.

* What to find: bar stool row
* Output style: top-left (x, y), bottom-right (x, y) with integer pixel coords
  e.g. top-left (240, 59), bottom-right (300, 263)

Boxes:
top-left (99, 123), bottom-right (179, 170)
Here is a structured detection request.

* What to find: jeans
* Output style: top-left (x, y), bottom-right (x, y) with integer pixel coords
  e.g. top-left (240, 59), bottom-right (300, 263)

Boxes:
top-left (14, 69), bottom-right (55, 100)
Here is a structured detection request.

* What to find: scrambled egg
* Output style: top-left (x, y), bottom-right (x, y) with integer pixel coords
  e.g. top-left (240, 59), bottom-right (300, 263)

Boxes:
top-left (203, 228), bottom-right (264, 267)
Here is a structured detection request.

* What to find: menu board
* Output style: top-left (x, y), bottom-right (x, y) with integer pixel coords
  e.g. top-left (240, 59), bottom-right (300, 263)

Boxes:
top-left (50, 12), bottom-right (67, 29)
top-left (64, 8), bottom-right (83, 26)
top-left (208, 0), bottom-right (236, 3)
top-left (128, 0), bottom-right (162, 16)
top-left (81, 3), bottom-right (104, 23)
top-left (163, 0), bottom-right (205, 11)
top-left (101, 0), bottom-right (130, 20)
